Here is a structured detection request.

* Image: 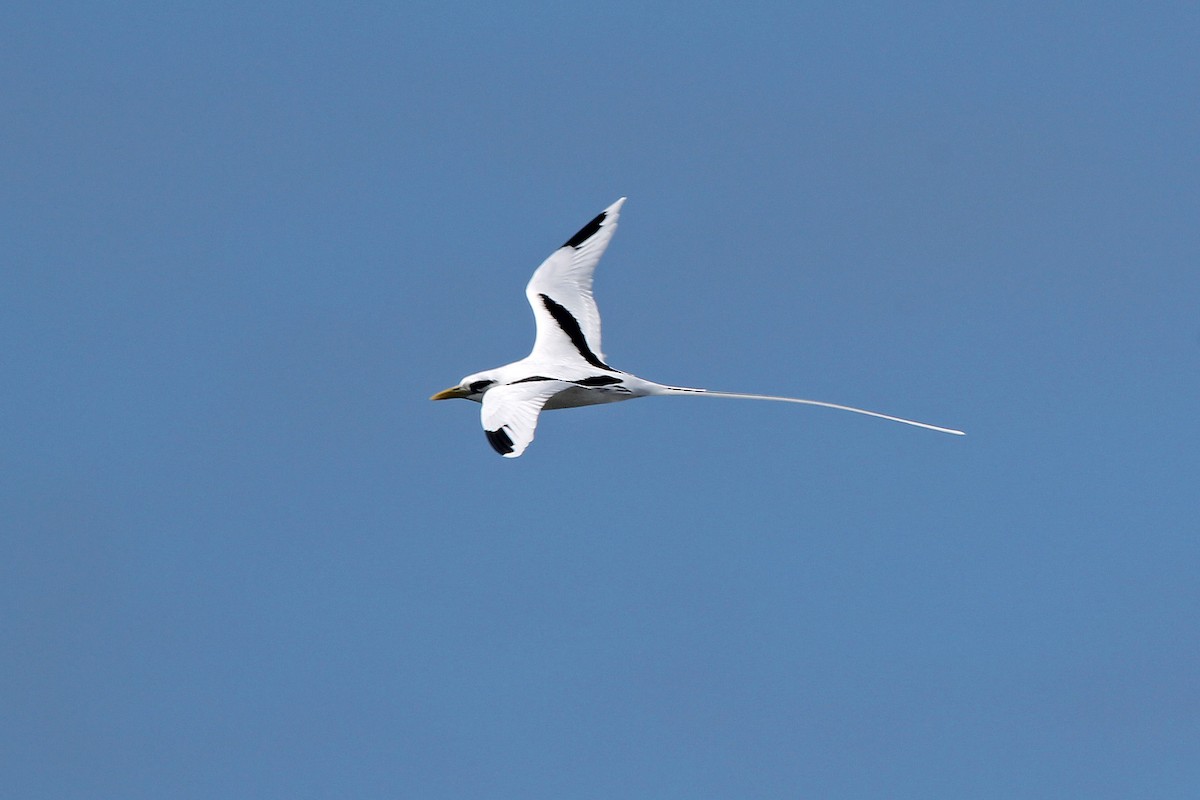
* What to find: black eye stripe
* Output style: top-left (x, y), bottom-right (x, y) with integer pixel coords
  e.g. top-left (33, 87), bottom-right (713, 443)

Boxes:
top-left (469, 380), bottom-right (493, 393)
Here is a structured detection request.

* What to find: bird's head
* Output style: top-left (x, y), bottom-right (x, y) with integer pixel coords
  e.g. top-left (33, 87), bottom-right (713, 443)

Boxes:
top-left (430, 372), bottom-right (497, 403)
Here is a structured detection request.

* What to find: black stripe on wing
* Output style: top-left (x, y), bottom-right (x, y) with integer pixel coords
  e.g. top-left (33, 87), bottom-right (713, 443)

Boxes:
top-left (538, 293), bottom-right (611, 370)
top-left (563, 211), bottom-right (606, 248)
top-left (485, 427), bottom-right (515, 455)
top-left (513, 374), bottom-right (622, 387)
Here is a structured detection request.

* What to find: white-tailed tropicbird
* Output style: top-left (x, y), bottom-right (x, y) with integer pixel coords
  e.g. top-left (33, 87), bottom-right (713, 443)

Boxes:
top-left (432, 198), bottom-right (964, 457)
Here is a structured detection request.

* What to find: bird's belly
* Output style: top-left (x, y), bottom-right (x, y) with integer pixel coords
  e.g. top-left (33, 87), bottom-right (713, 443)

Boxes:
top-left (544, 385), bottom-right (635, 410)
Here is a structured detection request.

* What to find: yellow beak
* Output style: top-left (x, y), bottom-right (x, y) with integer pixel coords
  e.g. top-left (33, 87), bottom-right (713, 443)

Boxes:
top-left (430, 385), bottom-right (470, 401)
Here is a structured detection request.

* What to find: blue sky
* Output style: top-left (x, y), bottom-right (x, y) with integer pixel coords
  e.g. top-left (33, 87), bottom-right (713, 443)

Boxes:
top-left (3, 3), bottom-right (1198, 798)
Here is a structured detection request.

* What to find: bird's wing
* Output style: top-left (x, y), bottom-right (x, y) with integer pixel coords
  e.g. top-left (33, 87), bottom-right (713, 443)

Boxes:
top-left (480, 380), bottom-right (573, 458)
top-left (525, 197), bottom-right (625, 369)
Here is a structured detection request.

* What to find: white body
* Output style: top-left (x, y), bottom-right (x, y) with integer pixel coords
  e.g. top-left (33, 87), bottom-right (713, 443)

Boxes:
top-left (432, 198), bottom-right (963, 457)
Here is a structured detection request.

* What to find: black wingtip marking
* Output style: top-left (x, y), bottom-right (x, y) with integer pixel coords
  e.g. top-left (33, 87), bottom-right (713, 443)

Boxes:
top-left (485, 427), bottom-right (514, 455)
top-left (538, 293), bottom-right (611, 370)
top-left (563, 211), bottom-right (606, 249)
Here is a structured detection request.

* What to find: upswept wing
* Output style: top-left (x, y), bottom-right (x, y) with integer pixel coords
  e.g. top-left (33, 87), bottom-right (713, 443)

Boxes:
top-left (525, 198), bottom-right (625, 369)
top-left (480, 380), bottom-right (573, 458)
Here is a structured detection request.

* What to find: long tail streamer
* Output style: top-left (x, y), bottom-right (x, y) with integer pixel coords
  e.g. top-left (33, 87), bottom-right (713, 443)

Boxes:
top-left (662, 387), bottom-right (965, 436)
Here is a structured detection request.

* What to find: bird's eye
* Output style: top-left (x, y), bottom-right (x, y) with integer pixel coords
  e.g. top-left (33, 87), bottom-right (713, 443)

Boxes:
top-left (469, 380), bottom-right (493, 393)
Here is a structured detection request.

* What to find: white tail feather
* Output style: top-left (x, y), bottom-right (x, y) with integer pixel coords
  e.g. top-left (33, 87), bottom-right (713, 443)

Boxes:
top-left (659, 386), bottom-right (965, 436)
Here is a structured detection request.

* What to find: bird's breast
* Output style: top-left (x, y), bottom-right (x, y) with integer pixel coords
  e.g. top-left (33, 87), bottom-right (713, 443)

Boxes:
top-left (543, 384), bottom-right (636, 410)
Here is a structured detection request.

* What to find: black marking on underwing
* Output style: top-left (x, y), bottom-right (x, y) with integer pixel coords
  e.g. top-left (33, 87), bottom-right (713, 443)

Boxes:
top-left (575, 375), bottom-right (622, 387)
top-left (485, 427), bottom-right (514, 455)
top-left (563, 211), bottom-right (606, 249)
top-left (538, 293), bottom-right (611, 370)
top-left (513, 375), bottom-right (555, 384)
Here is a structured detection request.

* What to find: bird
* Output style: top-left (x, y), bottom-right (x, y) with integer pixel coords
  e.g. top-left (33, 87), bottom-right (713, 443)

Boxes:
top-left (431, 198), bottom-right (964, 457)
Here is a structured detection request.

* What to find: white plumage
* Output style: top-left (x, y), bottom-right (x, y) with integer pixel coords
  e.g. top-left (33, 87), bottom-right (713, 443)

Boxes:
top-left (432, 198), bottom-right (963, 457)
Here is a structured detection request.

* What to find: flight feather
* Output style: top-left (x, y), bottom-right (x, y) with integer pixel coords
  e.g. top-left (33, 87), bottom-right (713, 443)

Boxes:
top-left (525, 197), bottom-right (625, 367)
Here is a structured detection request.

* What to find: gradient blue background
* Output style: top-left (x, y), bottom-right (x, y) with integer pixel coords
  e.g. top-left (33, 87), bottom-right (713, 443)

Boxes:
top-left (4, 3), bottom-right (1197, 797)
